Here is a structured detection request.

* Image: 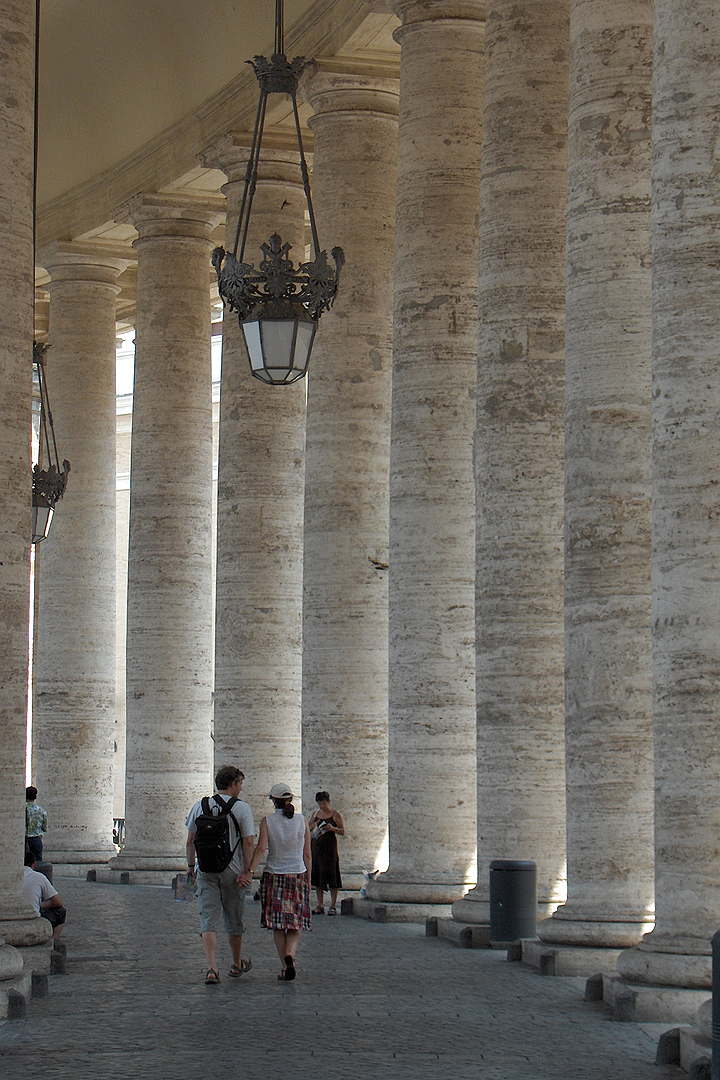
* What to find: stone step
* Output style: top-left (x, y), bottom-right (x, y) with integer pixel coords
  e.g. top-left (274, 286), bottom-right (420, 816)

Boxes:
top-left (341, 897), bottom-right (452, 923)
top-left (522, 937), bottom-right (622, 977)
top-left (592, 971), bottom-right (711, 1024)
top-left (86, 868), bottom-right (175, 887)
top-left (426, 916), bottom-right (491, 948)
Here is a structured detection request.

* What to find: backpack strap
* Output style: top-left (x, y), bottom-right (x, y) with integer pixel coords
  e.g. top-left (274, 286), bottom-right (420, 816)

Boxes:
top-left (212, 794), bottom-right (242, 852)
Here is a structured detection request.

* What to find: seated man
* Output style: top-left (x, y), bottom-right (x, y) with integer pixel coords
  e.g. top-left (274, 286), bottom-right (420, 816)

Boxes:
top-left (22, 851), bottom-right (66, 938)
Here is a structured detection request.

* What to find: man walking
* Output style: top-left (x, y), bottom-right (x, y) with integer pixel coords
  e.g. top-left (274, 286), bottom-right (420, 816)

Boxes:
top-left (186, 765), bottom-right (254, 984)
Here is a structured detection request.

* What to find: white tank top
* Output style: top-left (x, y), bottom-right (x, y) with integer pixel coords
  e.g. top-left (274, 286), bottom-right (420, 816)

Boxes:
top-left (265, 810), bottom-right (307, 874)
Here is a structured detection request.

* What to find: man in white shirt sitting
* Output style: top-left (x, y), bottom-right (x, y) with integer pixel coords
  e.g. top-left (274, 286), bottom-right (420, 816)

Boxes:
top-left (22, 851), bottom-right (66, 938)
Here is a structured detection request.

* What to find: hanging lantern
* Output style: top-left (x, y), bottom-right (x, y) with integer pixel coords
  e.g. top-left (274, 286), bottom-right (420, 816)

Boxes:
top-left (212, 1), bottom-right (344, 385)
top-left (32, 343), bottom-right (70, 544)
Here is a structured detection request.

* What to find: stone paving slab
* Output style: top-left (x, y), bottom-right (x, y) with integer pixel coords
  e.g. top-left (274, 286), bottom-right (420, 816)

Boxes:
top-left (0, 878), bottom-right (684, 1080)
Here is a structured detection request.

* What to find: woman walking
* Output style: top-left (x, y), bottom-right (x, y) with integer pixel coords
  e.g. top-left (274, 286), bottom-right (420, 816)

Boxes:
top-left (309, 790), bottom-right (344, 915)
top-left (241, 783), bottom-right (311, 981)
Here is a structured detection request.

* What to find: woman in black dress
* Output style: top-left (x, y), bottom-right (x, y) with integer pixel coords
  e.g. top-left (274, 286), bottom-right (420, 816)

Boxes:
top-left (309, 791), bottom-right (344, 915)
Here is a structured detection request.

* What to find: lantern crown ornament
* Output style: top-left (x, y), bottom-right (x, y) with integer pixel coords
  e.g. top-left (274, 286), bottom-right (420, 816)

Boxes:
top-left (212, 0), bottom-right (344, 385)
top-left (32, 343), bottom-right (70, 544)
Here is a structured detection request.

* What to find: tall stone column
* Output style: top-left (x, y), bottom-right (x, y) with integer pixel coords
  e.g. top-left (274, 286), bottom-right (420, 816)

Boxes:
top-left (368, 0), bottom-right (483, 905)
top-left (616, 0), bottom-right (720, 1000)
top-left (111, 194), bottom-right (221, 876)
top-left (539, 0), bottom-right (654, 954)
top-left (453, 0), bottom-right (569, 928)
top-left (200, 133), bottom-right (307, 828)
top-left (0, 0), bottom-right (52, 961)
top-left (34, 243), bottom-right (128, 868)
top-left (299, 63), bottom-right (398, 879)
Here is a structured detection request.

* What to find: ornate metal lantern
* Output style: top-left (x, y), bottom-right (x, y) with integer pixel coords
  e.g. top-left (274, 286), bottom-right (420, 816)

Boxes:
top-left (212, 0), bottom-right (344, 385)
top-left (32, 343), bottom-right (70, 544)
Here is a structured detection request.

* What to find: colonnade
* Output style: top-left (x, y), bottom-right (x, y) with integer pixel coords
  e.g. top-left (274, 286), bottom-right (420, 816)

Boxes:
top-left (2, 0), bottom-right (720, 1013)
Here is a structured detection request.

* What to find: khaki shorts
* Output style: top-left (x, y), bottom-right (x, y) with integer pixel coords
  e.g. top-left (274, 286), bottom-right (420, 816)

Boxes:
top-left (196, 866), bottom-right (246, 936)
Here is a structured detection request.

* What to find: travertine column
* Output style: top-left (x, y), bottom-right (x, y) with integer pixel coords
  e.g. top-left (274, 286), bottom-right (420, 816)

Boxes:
top-left (540, 0), bottom-right (654, 951)
top-left (111, 194), bottom-right (221, 874)
top-left (616, 0), bottom-right (720, 993)
top-left (0, 0), bottom-right (51, 958)
top-left (368, 0), bottom-right (483, 904)
top-left (300, 64), bottom-right (398, 878)
top-left (453, 0), bottom-right (569, 927)
top-left (34, 243), bottom-right (127, 867)
top-left (200, 133), bottom-right (306, 828)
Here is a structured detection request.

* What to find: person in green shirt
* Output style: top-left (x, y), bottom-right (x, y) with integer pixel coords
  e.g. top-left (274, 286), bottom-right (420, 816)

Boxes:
top-left (25, 786), bottom-right (48, 860)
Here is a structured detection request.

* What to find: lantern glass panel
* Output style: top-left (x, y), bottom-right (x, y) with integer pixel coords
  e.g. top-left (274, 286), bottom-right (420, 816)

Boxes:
top-left (261, 319), bottom-right (297, 371)
top-left (294, 321), bottom-right (316, 371)
top-left (242, 320), bottom-right (264, 371)
top-left (32, 503), bottom-right (53, 544)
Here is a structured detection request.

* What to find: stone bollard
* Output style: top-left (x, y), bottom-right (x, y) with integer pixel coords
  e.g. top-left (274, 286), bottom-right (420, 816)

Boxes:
top-left (50, 940), bottom-right (67, 975)
top-left (34, 861), bottom-right (53, 883)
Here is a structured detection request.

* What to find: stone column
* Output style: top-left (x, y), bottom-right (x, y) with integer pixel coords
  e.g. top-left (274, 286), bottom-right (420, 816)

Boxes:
top-left (34, 242), bottom-right (128, 868)
top-left (453, 0), bottom-right (569, 928)
top-left (300, 62), bottom-right (398, 879)
top-left (0, 0), bottom-right (52, 961)
top-left (368, 0), bottom-right (483, 905)
top-left (616, 0), bottom-right (720, 997)
top-left (200, 133), bottom-right (307, 828)
top-left (111, 194), bottom-right (221, 876)
top-left (539, 0), bottom-right (654, 953)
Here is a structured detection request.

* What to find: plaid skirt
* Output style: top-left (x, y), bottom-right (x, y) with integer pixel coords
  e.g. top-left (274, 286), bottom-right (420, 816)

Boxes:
top-left (260, 871), bottom-right (312, 931)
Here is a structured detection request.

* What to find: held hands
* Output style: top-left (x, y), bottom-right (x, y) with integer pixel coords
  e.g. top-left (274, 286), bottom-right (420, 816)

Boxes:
top-left (237, 870), bottom-right (253, 888)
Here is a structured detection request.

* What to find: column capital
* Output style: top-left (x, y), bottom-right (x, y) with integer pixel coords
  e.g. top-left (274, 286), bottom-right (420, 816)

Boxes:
top-left (301, 58), bottom-right (400, 118)
top-left (199, 131), bottom-right (306, 189)
top-left (390, 0), bottom-right (484, 29)
top-left (37, 240), bottom-right (132, 289)
top-left (116, 192), bottom-right (225, 241)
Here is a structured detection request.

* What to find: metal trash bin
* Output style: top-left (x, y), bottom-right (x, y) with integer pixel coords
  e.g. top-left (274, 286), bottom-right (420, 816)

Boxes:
top-left (489, 859), bottom-right (537, 946)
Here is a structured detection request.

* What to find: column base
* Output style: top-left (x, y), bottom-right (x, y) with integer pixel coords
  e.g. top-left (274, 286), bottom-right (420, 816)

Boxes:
top-left (538, 907), bottom-right (654, 949)
top-left (108, 852), bottom-right (187, 873)
top-left (365, 873), bottom-right (472, 905)
top-left (616, 940), bottom-right (711, 990)
top-left (46, 847), bottom-right (115, 866)
top-left (0, 915), bottom-right (53, 948)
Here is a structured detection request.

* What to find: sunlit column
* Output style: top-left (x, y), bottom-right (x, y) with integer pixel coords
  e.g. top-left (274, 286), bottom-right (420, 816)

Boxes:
top-left (453, 0), bottom-right (569, 926)
top-left (368, 0), bottom-right (483, 904)
top-left (616, 0), bottom-right (720, 994)
top-left (540, 0), bottom-right (654, 952)
top-left (300, 63), bottom-right (398, 878)
top-left (34, 243), bottom-right (128, 868)
top-left (200, 133), bottom-right (306, 827)
top-left (111, 194), bottom-right (221, 874)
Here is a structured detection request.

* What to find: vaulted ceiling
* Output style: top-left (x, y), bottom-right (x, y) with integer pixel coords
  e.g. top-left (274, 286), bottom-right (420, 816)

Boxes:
top-left (35, 0), bottom-right (400, 335)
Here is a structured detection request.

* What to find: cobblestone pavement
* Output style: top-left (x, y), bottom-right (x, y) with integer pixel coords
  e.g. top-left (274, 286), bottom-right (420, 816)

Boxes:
top-left (0, 878), bottom-right (682, 1080)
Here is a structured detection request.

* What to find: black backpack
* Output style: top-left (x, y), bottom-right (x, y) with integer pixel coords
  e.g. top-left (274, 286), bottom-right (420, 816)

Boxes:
top-left (193, 795), bottom-right (241, 873)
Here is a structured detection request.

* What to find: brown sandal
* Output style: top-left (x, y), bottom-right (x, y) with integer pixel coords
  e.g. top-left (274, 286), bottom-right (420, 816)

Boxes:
top-left (229, 958), bottom-right (252, 977)
top-left (205, 968), bottom-right (220, 984)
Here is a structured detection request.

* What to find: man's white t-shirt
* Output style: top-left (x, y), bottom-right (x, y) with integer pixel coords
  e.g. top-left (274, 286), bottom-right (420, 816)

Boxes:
top-left (22, 866), bottom-right (58, 913)
top-left (185, 795), bottom-right (254, 876)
